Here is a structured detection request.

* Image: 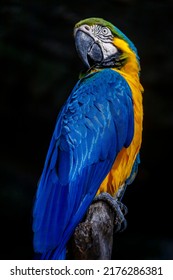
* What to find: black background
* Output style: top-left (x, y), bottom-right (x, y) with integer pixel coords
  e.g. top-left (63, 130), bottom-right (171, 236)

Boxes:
top-left (0, 0), bottom-right (173, 259)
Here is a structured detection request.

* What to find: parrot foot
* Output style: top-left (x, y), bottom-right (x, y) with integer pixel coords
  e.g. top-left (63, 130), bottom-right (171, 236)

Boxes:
top-left (93, 192), bottom-right (128, 232)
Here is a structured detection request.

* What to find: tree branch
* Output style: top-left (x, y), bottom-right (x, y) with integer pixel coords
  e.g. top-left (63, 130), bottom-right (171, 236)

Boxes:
top-left (67, 201), bottom-right (115, 260)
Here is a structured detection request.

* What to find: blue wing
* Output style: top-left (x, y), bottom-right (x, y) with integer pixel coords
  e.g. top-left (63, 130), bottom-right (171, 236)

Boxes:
top-left (32, 69), bottom-right (134, 259)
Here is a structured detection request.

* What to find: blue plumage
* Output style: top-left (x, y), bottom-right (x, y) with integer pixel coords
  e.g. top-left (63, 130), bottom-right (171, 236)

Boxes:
top-left (32, 69), bottom-right (134, 259)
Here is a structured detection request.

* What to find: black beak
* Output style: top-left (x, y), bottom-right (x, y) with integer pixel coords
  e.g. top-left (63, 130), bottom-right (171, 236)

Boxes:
top-left (75, 30), bottom-right (103, 68)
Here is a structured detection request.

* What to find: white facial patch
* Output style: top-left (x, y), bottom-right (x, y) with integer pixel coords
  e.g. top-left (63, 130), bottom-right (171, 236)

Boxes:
top-left (101, 41), bottom-right (118, 59)
top-left (90, 25), bottom-right (118, 60)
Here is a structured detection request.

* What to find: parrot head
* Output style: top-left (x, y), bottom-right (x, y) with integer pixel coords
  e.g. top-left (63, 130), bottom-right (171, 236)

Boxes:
top-left (74, 18), bottom-right (140, 74)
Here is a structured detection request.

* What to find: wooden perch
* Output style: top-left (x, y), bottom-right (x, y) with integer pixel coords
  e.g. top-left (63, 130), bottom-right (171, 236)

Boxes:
top-left (67, 201), bottom-right (115, 260)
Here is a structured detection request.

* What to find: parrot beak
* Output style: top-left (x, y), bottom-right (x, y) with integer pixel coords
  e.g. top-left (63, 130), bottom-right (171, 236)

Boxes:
top-left (74, 29), bottom-right (103, 68)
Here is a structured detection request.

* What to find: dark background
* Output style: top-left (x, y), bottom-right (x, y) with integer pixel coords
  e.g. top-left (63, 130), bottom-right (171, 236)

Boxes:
top-left (0, 0), bottom-right (173, 260)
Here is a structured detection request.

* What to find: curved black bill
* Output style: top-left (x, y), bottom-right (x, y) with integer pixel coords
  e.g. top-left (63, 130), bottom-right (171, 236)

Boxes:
top-left (75, 30), bottom-right (103, 68)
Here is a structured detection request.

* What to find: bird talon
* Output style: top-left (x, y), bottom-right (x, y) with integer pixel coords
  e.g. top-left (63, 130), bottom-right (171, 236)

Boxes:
top-left (117, 201), bottom-right (128, 216)
top-left (93, 192), bottom-right (128, 232)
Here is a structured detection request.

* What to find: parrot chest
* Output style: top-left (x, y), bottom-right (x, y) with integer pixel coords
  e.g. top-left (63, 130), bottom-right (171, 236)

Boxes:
top-left (97, 71), bottom-right (143, 196)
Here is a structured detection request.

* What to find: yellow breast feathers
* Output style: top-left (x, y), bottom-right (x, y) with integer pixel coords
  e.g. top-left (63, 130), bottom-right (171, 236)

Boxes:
top-left (97, 38), bottom-right (144, 196)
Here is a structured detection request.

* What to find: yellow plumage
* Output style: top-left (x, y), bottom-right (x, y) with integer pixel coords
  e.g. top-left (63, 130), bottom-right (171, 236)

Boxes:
top-left (97, 37), bottom-right (144, 196)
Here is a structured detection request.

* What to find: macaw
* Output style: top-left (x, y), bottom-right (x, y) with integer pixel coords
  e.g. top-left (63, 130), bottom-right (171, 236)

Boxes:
top-left (32, 17), bottom-right (143, 260)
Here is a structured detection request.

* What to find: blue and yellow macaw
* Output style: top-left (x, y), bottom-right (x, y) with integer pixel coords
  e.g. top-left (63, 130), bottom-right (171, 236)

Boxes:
top-left (32, 18), bottom-right (143, 259)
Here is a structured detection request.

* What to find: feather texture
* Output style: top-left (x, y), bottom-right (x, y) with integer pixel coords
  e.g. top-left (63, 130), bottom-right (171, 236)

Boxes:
top-left (32, 68), bottom-right (134, 259)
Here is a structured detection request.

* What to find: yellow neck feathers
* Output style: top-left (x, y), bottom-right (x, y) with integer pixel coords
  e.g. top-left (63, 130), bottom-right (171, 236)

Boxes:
top-left (113, 37), bottom-right (141, 78)
top-left (97, 38), bottom-right (144, 196)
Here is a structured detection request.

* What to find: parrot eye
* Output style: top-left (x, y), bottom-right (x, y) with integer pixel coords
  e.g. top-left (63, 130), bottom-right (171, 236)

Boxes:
top-left (101, 27), bottom-right (111, 36)
top-left (92, 25), bottom-right (113, 40)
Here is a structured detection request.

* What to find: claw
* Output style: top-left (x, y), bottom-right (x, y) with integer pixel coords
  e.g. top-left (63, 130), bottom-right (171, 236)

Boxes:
top-left (93, 192), bottom-right (128, 232)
